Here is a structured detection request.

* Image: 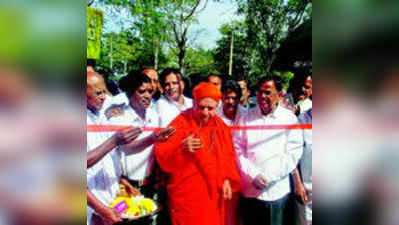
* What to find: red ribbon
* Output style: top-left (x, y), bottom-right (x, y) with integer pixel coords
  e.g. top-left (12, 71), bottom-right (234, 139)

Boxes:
top-left (87, 124), bottom-right (312, 132)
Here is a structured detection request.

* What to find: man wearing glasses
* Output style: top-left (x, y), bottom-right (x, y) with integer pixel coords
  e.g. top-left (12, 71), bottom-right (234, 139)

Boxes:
top-left (234, 75), bottom-right (303, 225)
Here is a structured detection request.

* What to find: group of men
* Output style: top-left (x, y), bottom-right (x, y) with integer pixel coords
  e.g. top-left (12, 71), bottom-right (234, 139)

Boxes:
top-left (87, 65), bottom-right (312, 225)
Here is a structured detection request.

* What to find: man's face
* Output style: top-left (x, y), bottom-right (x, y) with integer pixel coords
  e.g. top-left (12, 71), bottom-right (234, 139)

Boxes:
top-left (87, 77), bottom-right (107, 112)
top-left (194, 97), bottom-right (218, 124)
top-left (208, 75), bottom-right (222, 91)
top-left (302, 76), bottom-right (312, 99)
top-left (130, 82), bottom-right (152, 110)
top-left (222, 90), bottom-right (239, 116)
top-left (164, 73), bottom-right (181, 101)
top-left (237, 80), bottom-right (249, 99)
top-left (143, 69), bottom-right (159, 95)
top-left (256, 80), bottom-right (280, 115)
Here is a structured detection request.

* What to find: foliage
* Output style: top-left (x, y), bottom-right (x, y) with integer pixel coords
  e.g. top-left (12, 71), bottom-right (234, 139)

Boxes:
top-left (213, 21), bottom-right (250, 78)
top-left (97, 30), bottom-right (168, 78)
top-left (87, 7), bottom-right (104, 59)
top-left (236, 0), bottom-right (312, 74)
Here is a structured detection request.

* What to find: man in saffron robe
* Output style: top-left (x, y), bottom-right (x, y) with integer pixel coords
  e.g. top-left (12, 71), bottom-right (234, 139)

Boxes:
top-left (154, 82), bottom-right (241, 225)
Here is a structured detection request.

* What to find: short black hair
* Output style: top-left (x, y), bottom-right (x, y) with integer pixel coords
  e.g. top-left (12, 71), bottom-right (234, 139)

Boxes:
top-left (256, 75), bottom-right (283, 92)
top-left (159, 68), bottom-right (181, 88)
top-left (222, 80), bottom-right (242, 100)
top-left (87, 59), bottom-right (96, 68)
top-left (235, 75), bottom-right (247, 84)
top-left (119, 70), bottom-right (151, 97)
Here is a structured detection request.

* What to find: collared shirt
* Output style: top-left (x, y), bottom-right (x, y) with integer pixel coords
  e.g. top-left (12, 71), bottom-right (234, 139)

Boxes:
top-left (298, 109), bottom-right (312, 192)
top-left (216, 105), bottom-right (247, 127)
top-left (297, 98), bottom-right (312, 114)
top-left (233, 105), bottom-right (303, 201)
top-left (109, 104), bottom-right (160, 180)
top-left (87, 109), bottom-right (122, 225)
top-left (155, 95), bottom-right (193, 127)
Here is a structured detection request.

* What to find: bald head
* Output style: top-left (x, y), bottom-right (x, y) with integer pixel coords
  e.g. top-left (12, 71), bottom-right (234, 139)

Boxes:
top-left (87, 72), bottom-right (107, 113)
top-left (141, 68), bottom-right (159, 95)
top-left (87, 72), bottom-right (104, 87)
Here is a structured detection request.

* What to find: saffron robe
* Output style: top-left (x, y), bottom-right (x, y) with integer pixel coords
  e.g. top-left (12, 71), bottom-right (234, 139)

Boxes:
top-left (154, 109), bottom-right (241, 225)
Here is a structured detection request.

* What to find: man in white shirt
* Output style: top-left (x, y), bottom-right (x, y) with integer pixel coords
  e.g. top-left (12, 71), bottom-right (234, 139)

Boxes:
top-left (216, 80), bottom-right (246, 126)
top-left (86, 72), bottom-right (142, 225)
top-left (112, 73), bottom-right (175, 196)
top-left (216, 79), bottom-right (247, 225)
top-left (234, 76), bottom-right (303, 225)
top-left (155, 68), bottom-right (193, 127)
top-left (289, 74), bottom-right (312, 115)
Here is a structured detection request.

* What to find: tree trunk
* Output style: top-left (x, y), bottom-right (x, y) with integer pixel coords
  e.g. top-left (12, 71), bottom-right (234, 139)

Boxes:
top-left (154, 39), bottom-right (159, 70)
top-left (178, 41), bottom-right (185, 75)
top-left (110, 37), bottom-right (113, 70)
top-left (178, 50), bottom-right (185, 75)
top-left (228, 31), bottom-right (234, 76)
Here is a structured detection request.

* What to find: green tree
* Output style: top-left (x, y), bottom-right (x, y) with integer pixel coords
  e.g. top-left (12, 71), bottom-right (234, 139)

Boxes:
top-left (213, 21), bottom-right (250, 79)
top-left (184, 47), bottom-right (216, 75)
top-left (162, 0), bottom-right (209, 74)
top-left (129, 0), bottom-right (170, 70)
top-left (237, 0), bottom-right (312, 74)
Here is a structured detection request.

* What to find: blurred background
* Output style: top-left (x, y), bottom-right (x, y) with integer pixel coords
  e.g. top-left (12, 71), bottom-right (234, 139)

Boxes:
top-left (0, 0), bottom-right (85, 225)
top-left (0, 0), bottom-right (398, 225)
top-left (313, 1), bottom-right (399, 225)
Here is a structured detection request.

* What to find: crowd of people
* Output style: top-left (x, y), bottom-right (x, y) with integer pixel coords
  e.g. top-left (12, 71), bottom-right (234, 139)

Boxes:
top-left (87, 63), bottom-right (313, 225)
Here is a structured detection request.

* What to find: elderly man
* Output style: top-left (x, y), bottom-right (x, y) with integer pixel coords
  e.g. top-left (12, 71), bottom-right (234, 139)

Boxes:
top-left (154, 82), bottom-right (241, 225)
top-left (234, 75), bottom-right (303, 225)
top-left (87, 72), bottom-right (142, 225)
top-left (155, 68), bottom-right (193, 127)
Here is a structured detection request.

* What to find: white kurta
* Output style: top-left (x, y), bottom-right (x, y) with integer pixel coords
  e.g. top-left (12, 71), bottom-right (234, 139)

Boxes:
top-left (87, 110), bottom-right (122, 225)
top-left (233, 105), bottom-right (303, 201)
top-left (109, 105), bottom-right (160, 181)
top-left (155, 95), bottom-right (192, 127)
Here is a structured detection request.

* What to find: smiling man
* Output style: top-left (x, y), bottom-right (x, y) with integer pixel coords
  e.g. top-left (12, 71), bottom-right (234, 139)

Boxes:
top-left (111, 71), bottom-right (175, 201)
top-left (155, 68), bottom-right (193, 127)
top-left (234, 75), bottom-right (303, 225)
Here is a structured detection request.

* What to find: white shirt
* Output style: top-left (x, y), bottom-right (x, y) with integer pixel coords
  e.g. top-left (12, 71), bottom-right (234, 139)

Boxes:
top-left (155, 95), bottom-right (192, 127)
top-left (297, 98), bottom-right (312, 114)
top-left (234, 105), bottom-right (303, 201)
top-left (99, 94), bottom-right (128, 121)
top-left (87, 109), bottom-right (122, 225)
top-left (298, 109), bottom-right (312, 192)
top-left (216, 105), bottom-right (247, 126)
top-left (110, 105), bottom-right (160, 180)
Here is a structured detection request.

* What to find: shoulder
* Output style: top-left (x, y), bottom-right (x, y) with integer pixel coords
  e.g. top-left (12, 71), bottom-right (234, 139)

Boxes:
top-left (183, 96), bottom-right (193, 106)
top-left (214, 115), bottom-right (229, 128)
top-left (245, 107), bottom-right (259, 120)
top-left (155, 96), bottom-right (170, 109)
top-left (108, 105), bottom-right (132, 124)
top-left (169, 109), bottom-right (191, 128)
top-left (298, 108), bottom-right (312, 124)
top-left (277, 106), bottom-right (298, 123)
